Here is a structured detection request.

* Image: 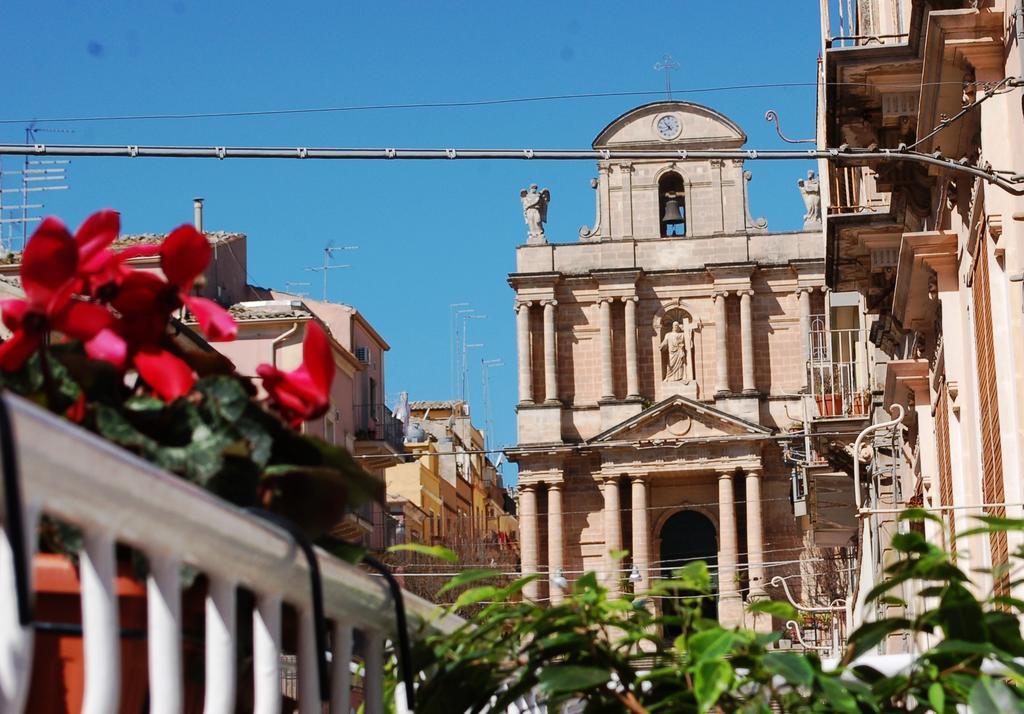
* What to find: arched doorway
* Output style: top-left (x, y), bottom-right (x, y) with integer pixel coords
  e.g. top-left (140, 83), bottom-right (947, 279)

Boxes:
top-left (659, 510), bottom-right (718, 636)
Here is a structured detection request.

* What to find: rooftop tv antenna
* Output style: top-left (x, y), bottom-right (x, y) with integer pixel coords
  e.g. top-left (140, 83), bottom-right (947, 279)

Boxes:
top-left (305, 242), bottom-right (357, 301)
top-left (284, 280), bottom-right (312, 298)
top-left (459, 312), bottom-right (486, 402)
top-left (481, 358), bottom-right (503, 455)
top-left (0, 125), bottom-right (71, 253)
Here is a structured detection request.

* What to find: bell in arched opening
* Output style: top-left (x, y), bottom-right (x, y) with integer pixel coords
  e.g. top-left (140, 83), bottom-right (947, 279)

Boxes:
top-left (658, 171), bottom-right (686, 237)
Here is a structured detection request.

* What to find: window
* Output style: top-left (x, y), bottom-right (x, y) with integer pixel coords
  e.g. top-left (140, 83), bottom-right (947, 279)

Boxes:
top-left (658, 171), bottom-right (686, 237)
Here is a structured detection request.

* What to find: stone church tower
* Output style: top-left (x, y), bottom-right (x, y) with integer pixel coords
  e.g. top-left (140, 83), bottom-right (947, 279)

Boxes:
top-left (507, 102), bottom-right (826, 627)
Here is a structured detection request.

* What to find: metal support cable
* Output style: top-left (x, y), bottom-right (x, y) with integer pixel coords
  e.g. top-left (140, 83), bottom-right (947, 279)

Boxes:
top-left (0, 143), bottom-right (1021, 194)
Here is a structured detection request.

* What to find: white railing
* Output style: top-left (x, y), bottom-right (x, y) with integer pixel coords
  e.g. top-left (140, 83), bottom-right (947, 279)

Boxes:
top-left (0, 393), bottom-right (470, 714)
top-left (808, 317), bottom-right (872, 418)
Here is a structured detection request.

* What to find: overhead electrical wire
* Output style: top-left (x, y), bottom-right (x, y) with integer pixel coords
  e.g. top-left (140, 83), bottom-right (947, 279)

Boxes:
top-left (0, 79), bottom-right (998, 125)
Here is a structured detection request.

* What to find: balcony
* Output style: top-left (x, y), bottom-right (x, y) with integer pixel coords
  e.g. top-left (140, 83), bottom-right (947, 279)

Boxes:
top-left (354, 403), bottom-right (406, 458)
top-left (0, 394), bottom-right (458, 712)
top-left (807, 317), bottom-right (872, 420)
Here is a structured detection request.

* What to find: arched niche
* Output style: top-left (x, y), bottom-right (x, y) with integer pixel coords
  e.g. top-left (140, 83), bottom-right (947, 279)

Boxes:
top-left (651, 301), bottom-right (703, 399)
top-left (657, 171), bottom-right (686, 237)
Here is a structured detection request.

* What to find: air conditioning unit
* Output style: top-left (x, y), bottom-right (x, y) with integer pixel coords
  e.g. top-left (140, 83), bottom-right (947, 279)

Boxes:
top-left (355, 347), bottom-right (372, 365)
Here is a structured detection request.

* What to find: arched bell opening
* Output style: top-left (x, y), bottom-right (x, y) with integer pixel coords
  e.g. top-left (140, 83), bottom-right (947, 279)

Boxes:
top-left (658, 171), bottom-right (686, 237)
top-left (659, 509), bottom-right (717, 639)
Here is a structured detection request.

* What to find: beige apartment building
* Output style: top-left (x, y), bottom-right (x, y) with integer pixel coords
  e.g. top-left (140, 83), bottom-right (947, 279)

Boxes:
top-left (814, 0), bottom-right (1024, 632)
top-left (508, 101), bottom-right (828, 628)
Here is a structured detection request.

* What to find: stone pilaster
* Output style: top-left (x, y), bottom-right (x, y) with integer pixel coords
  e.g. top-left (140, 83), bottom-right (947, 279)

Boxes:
top-left (519, 484), bottom-right (539, 600)
top-left (620, 163), bottom-right (634, 239)
top-left (623, 296), bottom-right (640, 399)
top-left (515, 301), bottom-right (534, 405)
top-left (630, 476), bottom-right (650, 593)
top-left (598, 164), bottom-right (612, 239)
top-left (602, 476), bottom-right (622, 596)
top-left (599, 298), bottom-right (615, 400)
top-left (797, 288), bottom-right (812, 364)
top-left (714, 292), bottom-right (730, 394)
top-left (740, 289), bottom-right (756, 393)
top-left (547, 482), bottom-right (564, 604)
top-left (717, 472), bottom-right (743, 627)
top-left (745, 469), bottom-right (766, 599)
top-left (542, 300), bottom-right (559, 404)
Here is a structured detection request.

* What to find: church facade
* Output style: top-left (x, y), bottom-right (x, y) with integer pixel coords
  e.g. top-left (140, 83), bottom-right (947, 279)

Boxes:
top-left (507, 102), bottom-right (826, 627)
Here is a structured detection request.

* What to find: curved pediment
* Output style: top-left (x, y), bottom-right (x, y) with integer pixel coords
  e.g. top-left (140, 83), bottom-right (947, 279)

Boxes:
top-left (592, 101), bottom-right (747, 150)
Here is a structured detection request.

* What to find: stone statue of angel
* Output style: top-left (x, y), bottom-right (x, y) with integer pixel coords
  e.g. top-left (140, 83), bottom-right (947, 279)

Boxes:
top-left (798, 170), bottom-right (821, 227)
top-left (520, 184), bottom-right (550, 243)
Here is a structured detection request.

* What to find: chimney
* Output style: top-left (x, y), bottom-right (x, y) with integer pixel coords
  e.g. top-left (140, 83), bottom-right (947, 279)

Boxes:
top-left (193, 197), bottom-right (204, 233)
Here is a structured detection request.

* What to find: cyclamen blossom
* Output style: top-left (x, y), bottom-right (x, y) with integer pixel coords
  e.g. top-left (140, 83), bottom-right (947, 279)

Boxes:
top-left (256, 321), bottom-right (334, 427)
top-left (0, 217), bottom-right (122, 371)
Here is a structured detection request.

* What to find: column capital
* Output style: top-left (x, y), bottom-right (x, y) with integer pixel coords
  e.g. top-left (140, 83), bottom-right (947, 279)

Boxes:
top-left (740, 289), bottom-right (755, 297)
top-left (629, 474), bottom-right (647, 485)
top-left (541, 298), bottom-right (558, 307)
top-left (621, 295), bottom-right (639, 303)
top-left (597, 296), bottom-right (616, 305)
top-left (718, 470), bottom-right (736, 481)
top-left (518, 482), bottom-right (538, 494)
top-left (600, 473), bottom-right (620, 485)
top-left (618, 161), bottom-right (634, 173)
top-left (744, 466), bottom-right (763, 477)
top-left (795, 286), bottom-right (813, 295)
top-left (713, 290), bottom-right (731, 300)
top-left (515, 300), bottom-right (534, 312)
top-left (545, 480), bottom-right (563, 492)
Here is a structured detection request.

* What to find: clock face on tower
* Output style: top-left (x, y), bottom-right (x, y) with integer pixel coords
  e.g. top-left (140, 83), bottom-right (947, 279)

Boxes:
top-left (656, 114), bottom-right (681, 140)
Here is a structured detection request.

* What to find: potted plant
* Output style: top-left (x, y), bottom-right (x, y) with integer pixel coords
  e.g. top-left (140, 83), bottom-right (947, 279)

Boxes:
top-left (0, 211), bottom-right (382, 712)
top-left (810, 370), bottom-right (842, 417)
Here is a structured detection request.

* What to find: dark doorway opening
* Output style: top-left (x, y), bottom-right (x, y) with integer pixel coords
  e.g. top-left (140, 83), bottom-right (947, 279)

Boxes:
top-left (659, 510), bottom-right (718, 638)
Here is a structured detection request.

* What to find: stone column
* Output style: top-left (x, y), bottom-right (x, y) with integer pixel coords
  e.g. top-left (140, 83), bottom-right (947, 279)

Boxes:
top-left (798, 288), bottom-right (812, 363)
top-left (717, 472), bottom-right (742, 626)
top-left (623, 296), bottom-right (640, 399)
top-left (602, 476), bottom-right (622, 596)
top-left (519, 484), bottom-right (539, 600)
top-left (714, 292), bottom-right (730, 394)
top-left (620, 163), bottom-right (634, 239)
top-left (547, 482), bottom-right (564, 604)
top-left (542, 300), bottom-right (559, 404)
top-left (599, 298), bottom-right (615, 400)
top-left (745, 469), bottom-right (766, 599)
top-left (630, 476), bottom-right (650, 593)
top-left (515, 301), bottom-right (534, 405)
top-left (740, 289), bottom-right (756, 393)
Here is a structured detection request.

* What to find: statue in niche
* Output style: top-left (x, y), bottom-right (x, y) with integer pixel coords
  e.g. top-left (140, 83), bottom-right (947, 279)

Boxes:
top-left (520, 184), bottom-right (550, 243)
top-left (798, 170), bottom-right (821, 227)
top-left (660, 316), bottom-right (700, 382)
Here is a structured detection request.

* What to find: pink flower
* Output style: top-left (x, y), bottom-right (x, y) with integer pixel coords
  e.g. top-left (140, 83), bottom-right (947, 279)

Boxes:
top-left (256, 321), bottom-right (334, 427)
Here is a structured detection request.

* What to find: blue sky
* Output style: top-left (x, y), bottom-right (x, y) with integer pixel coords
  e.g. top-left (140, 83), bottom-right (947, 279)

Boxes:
top-left (2, 1), bottom-right (823, 483)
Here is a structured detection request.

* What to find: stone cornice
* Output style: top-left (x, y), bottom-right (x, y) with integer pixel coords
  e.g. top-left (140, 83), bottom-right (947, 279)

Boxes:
top-left (892, 230), bottom-right (957, 327)
top-left (883, 358), bottom-right (931, 410)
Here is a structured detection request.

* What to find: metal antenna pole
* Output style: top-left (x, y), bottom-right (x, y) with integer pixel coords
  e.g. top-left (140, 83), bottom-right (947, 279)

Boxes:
top-left (284, 280), bottom-right (312, 298)
top-left (460, 314), bottom-right (486, 402)
top-left (654, 54), bottom-right (680, 100)
top-left (449, 303), bottom-right (470, 399)
top-left (305, 243), bottom-right (357, 302)
top-left (481, 358), bottom-right (503, 453)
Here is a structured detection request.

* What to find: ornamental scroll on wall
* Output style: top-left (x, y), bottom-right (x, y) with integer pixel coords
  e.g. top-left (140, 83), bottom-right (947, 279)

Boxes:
top-left (658, 308), bottom-right (701, 399)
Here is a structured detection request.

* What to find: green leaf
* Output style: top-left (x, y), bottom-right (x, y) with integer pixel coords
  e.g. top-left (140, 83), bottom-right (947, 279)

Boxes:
top-left (687, 629), bottom-right (735, 662)
top-left (387, 543), bottom-right (458, 563)
top-left (537, 665), bottom-right (609, 695)
top-left (898, 507), bottom-right (944, 525)
top-left (746, 599), bottom-right (797, 621)
top-left (609, 548), bottom-right (629, 561)
top-left (694, 660), bottom-right (731, 711)
top-left (891, 531), bottom-right (929, 554)
top-left (453, 586), bottom-right (498, 610)
top-left (969, 678), bottom-right (1021, 712)
top-left (436, 569), bottom-right (501, 596)
top-left (196, 374), bottom-right (250, 423)
top-left (816, 674), bottom-right (859, 713)
top-left (928, 682), bottom-right (945, 713)
top-left (764, 652), bottom-right (814, 686)
top-left (939, 583), bottom-right (985, 643)
top-left (844, 618), bottom-right (911, 661)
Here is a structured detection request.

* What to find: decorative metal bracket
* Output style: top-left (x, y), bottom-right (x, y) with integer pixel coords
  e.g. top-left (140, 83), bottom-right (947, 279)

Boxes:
top-left (764, 110), bottom-right (816, 144)
top-left (786, 620), bottom-right (833, 651)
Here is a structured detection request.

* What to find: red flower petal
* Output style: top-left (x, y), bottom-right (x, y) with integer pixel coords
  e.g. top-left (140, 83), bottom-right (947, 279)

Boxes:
top-left (21, 217), bottom-right (78, 311)
top-left (75, 210), bottom-right (120, 272)
top-left (53, 300), bottom-right (113, 342)
top-left (65, 392), bottom-right (87, 423)
top-left (84, 327), bottom-right (127, 369)
top-left (0, 331), bottom-right (41, 372)
top-left (111, 271), bottom-right (167, 317)
top-left (302, 321), bottom-right (335, 395)
top-left (0, 299), bottom-right (29, 332)
top-left (134, 348), bottom-right (195, 401)
top-left (160, 224), bottom-right (210, 291)
top-left (183, 296), bottom-right (237, 342)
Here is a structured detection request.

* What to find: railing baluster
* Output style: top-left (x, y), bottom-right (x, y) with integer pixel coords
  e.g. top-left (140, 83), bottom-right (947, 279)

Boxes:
top-left (296, 608), bottom-right (319, 714)
top-left (331, 621), bottom-right (353, 714)
top-left (204, 576), bottom-right (237, 714)
top-left (80, 529), bottom-right (119, 714)
top-left (363, 630), bottom-right (384, 714)
top-left (0, 502), bottom-right (38, 714)
top-left (148, 552), bottom-right (183, 714)
top-left (254, 594), bottom-right (282, 714)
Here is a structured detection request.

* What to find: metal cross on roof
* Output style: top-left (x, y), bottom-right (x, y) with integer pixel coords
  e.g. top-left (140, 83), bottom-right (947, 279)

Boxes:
top-left (654, 54), bottom-right (680, 100)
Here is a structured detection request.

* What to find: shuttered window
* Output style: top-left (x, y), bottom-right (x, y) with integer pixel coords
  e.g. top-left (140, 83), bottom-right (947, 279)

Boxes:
top-left (971, 235), bottom-right (1010, 595)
